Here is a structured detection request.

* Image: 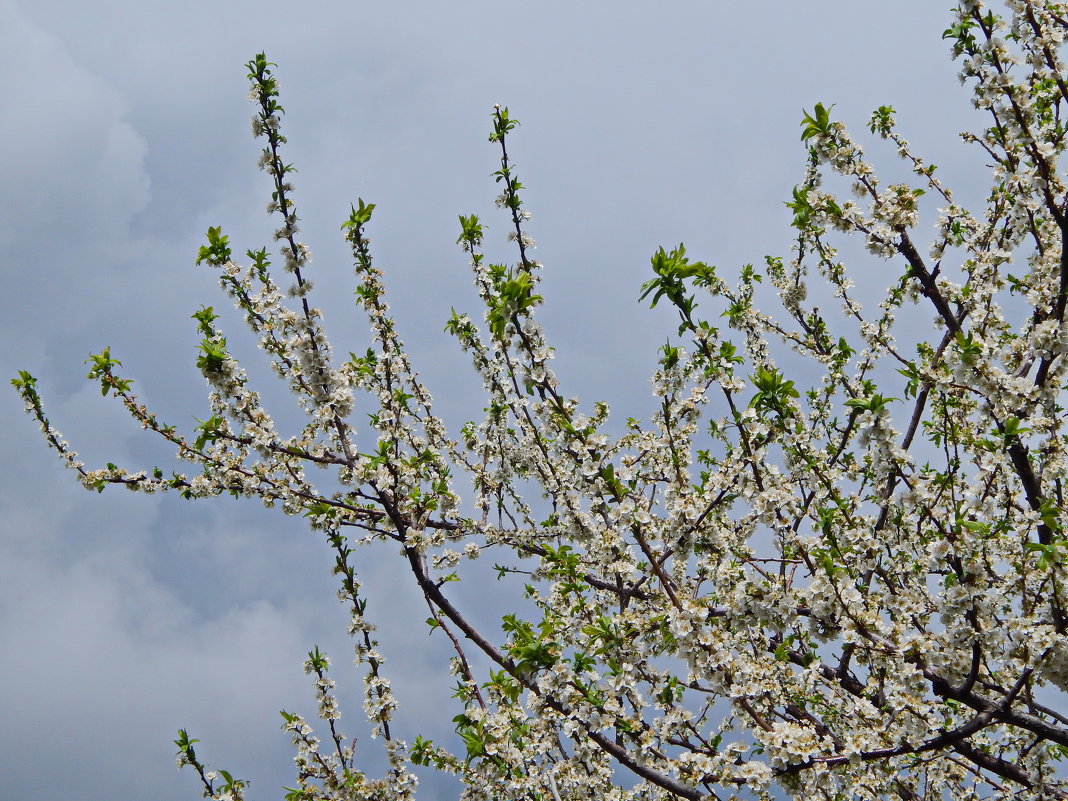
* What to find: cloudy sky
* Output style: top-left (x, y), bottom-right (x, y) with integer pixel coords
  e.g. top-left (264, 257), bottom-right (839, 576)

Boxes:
top-left (1, 2), bottom-right (987, 799)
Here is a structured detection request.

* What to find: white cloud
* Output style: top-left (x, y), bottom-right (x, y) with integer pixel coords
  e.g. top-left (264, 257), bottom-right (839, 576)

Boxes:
top-left (0, 542), bottom-right (314, 800)
top-left (2, 1), bottom-right (992, 799)
top-left (0, 1), bottom-right (150, 251)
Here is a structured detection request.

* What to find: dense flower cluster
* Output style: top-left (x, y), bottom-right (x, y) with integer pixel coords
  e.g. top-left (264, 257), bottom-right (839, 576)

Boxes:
top-left (13, 3), bottom-right (1068, 799)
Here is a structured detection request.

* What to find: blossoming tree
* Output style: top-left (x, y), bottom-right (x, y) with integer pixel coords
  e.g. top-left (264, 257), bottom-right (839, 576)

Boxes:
top-left (14, 1), bottom-right (1068, 798)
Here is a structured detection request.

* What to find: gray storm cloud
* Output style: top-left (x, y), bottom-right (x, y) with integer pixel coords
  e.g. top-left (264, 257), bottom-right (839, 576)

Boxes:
top-left (2, 2), bottom-right (982, 799)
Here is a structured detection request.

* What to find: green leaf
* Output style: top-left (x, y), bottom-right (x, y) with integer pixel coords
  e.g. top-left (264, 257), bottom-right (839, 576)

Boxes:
top-left (193, 414), bottom-right (225, 451)
top-left (196, 226), bottom-right (232, 266)
top-left (191, 306), bottom-right (218, 337)
top-left (868, 105), bottom-right (896, 137)
top-left (456, 214), bottom-right (484, 246)
top-left (786, 185), bottom-right (813, 228)
top-left (844, 391), bottom-right (898, 414)
top-left (85, 347), bottom-right (131, 396)
top-left (196, 338), bottom-right (229, 373)
top-left (342, 198), bottom-right (376, 231)
top-left (488, 106), bottom-right (520, 142)
top-left (749, 366), bottom-right (800, 417)
top-left (800, 102), bottom-right (834, 141)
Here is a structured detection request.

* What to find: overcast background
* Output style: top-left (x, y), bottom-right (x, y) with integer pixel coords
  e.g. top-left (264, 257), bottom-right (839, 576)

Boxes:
top-left (1, 2), bottom-right (989, 799)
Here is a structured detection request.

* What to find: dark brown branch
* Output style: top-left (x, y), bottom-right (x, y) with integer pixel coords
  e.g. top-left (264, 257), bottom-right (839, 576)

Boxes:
top-left (402, 541), bottom-right (705, 800)
top-left (896, 232), bottom-right (961, 334)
